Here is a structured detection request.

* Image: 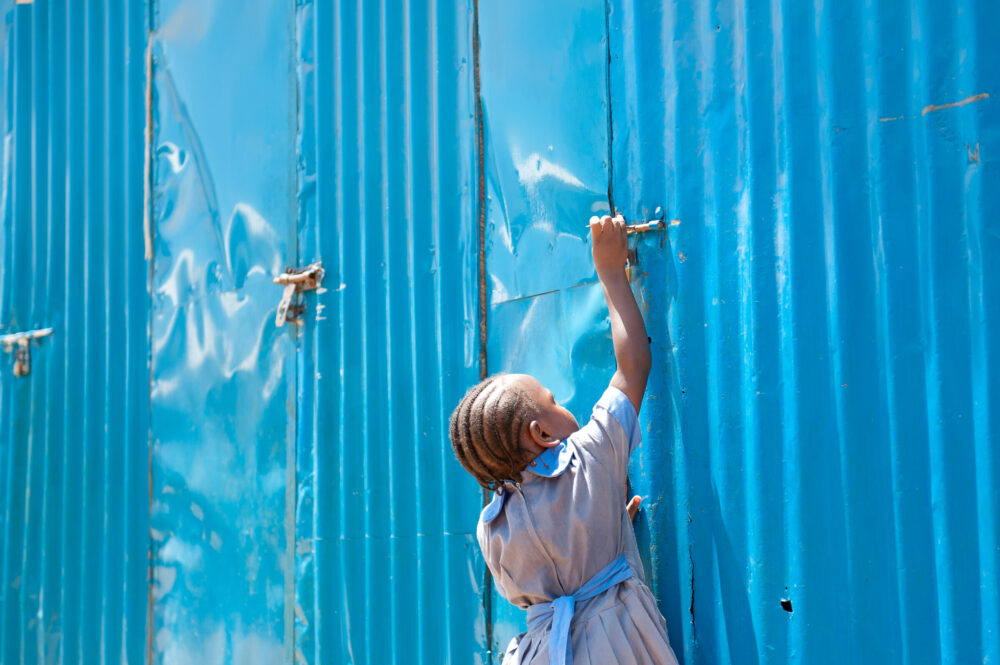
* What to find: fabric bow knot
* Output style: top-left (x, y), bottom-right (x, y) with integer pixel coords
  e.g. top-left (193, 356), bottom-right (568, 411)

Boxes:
top-left (526, 554), bottom-right (634, 665)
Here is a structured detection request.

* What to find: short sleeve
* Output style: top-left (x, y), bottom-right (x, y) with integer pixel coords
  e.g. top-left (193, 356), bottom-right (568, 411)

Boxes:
top-left (572, 386), bottom-right (641, 482)
top-left (594, 386), bottom-right (641, 456)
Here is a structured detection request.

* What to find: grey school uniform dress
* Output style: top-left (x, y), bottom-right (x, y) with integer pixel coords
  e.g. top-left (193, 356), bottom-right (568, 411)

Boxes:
top-left (478, 387), bottom-right (679, 665)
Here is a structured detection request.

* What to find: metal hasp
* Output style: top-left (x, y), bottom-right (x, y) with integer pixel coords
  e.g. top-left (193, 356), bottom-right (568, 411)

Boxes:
top-left (628, 207), bottom-right (666, 281)
top-left (587, 209), bottom-right (668, 282)
top-left (273, 262), bottom-right (324, 327)
top-left (0, 327), bottom-right (54, 377)
top-left (586, 208), bottom-right (667, 234)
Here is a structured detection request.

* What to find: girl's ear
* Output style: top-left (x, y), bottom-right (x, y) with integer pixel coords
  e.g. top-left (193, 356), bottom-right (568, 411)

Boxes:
top-left (528, 420), bottom-right (560, 448)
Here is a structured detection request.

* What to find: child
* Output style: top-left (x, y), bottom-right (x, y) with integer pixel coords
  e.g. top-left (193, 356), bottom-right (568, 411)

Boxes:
top-left (450, 215), bottom-right (679, 665)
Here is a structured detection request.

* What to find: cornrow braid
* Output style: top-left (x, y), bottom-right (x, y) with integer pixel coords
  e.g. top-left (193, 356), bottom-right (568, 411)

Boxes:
top-left (449, 373), bottom-right (539, 490)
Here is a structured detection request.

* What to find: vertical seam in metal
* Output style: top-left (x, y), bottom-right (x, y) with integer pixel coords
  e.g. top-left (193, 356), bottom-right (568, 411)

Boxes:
top-left (471, 0), bottom-right (493, 660)
top-left (285, 0), bottom-right (302, 660)
top-left (604, 0), bottom-right (615, 216)
top-left (143, 1), bottom-right (155, 661)
top-left (473, 1), bottom-right (487, 383)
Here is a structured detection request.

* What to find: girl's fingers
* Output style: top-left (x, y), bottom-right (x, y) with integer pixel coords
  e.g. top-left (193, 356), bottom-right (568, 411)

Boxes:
top-left (627, 495), bottom-right (642, 521)
top-left (607, 214), bottom-right (625, 244)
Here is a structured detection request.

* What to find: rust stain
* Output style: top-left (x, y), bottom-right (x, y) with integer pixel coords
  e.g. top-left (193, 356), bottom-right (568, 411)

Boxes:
top-left (472, 1), bottom-right (496, 656)
top-left (670, 219), bottom-right (681, 227)
top-left (473, 1), bottom-right (488, 383)
top-left (879, 116), bottom-right (904, 123)
top-left (679, 251), bottom-right (688, 263)
top-left (922, 92), bottom-right (990, 116)
top-left (967, 142), bottom-right (981, 164)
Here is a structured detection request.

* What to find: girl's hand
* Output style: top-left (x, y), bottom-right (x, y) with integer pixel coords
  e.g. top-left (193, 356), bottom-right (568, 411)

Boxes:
top-left (627, 495), bottom-right (642, 521)
top-left (589, 214), bottom-right (628, 280)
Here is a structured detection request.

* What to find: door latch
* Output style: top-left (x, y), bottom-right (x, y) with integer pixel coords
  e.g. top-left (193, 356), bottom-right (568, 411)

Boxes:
top-left (586, 207), bottom-right (667, 282)
top-left (273, 263), bottom-right (324, 327)
top-left (628, 207), bottom-right (669, 282)
top-left (1, 327), bottom-right (53, 377)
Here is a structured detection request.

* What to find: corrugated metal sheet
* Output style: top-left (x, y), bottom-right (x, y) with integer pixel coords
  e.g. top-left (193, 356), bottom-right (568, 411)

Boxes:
top-left (3, 0), bottom-right (487, 661)
top-left (293, 1), bottom-right (486, 663)
top-left (611, 0), bottom-right (999, 662)
top-left (0, 1), bottom-right (150, 664)
top-left (478, 0), bottom-right (1000, 663)
top-left (4, 1), bottom-right (996, 663)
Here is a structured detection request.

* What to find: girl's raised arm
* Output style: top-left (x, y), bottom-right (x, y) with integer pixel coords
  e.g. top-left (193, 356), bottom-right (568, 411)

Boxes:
top-left (589, 214), bottom-right (652, 415)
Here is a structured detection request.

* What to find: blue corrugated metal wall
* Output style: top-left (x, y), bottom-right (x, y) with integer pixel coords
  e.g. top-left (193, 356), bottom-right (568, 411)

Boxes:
top-left (3, 0), bottom-right (998, 663)
top-left (0, 1), bottom-right (150, 664)
top-left (4, 1), bottom-right (487, 662)
top-left (293, 1), bottom-right (486, 663)
top-left (611, 0), bottom-right (999, 662)
top-left (478, 0), bottom-right (1000, 663)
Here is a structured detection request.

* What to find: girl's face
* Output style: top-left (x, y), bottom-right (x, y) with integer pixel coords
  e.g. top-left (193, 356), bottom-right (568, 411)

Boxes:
top-left (506, 374), bottom-right (579, 454)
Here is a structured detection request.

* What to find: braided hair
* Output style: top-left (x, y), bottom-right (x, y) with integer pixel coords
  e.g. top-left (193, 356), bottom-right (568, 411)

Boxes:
top-left (449, 374), bottom-right (539, 490)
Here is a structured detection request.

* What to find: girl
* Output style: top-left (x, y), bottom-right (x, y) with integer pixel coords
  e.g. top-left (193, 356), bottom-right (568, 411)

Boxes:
top-left (450, 215), bottom-right (679, 665)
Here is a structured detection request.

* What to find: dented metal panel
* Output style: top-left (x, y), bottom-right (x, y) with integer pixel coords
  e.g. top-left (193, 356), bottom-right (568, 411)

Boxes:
top-left (0, 1), bottom-right (150, 663)
top-left (292, 2), bottom-right (486, 663)
top-left (475, 0), bottom-right (616, 654)
top-left (148, 0), bottom-right (299, 661)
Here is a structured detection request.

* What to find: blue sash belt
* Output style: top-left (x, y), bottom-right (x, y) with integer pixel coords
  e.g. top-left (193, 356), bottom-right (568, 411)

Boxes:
top-left (526, 554), bottom-right (634, 665)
